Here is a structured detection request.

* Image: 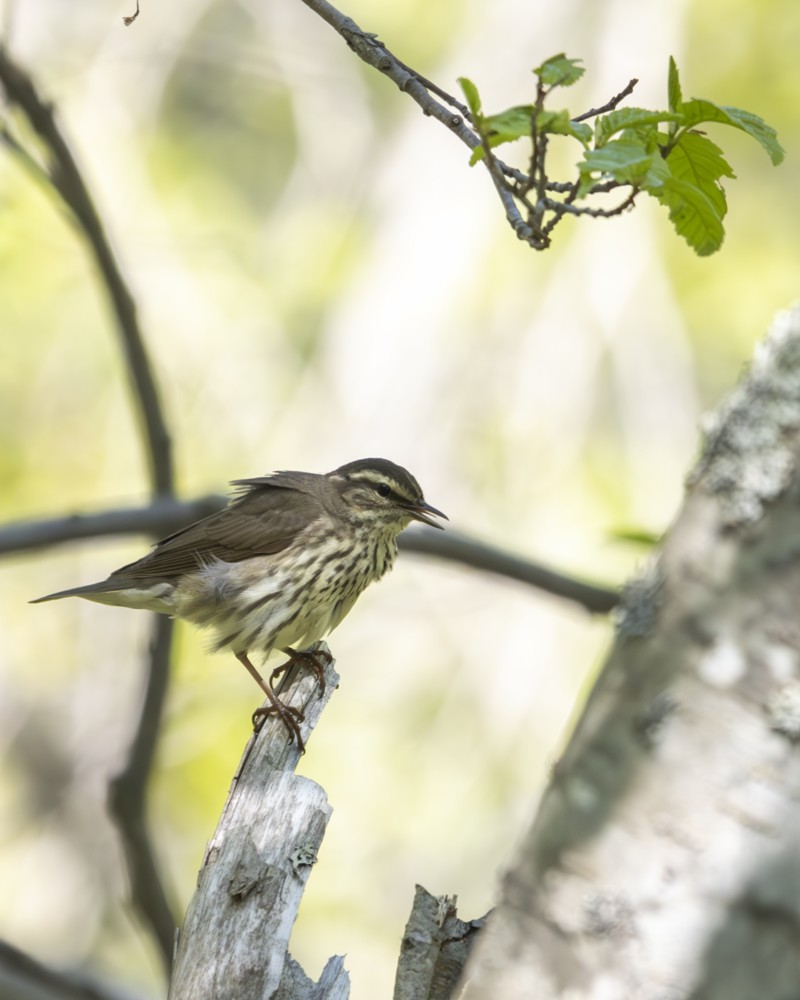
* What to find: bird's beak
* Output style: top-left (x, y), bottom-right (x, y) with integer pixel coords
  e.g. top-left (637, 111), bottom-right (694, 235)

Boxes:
top-left (407, 500), bottom-right (448, 530)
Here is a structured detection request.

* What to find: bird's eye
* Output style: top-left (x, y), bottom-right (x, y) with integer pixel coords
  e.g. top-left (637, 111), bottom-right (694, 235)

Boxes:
top-left (374, 483), bottom-right (392, 498)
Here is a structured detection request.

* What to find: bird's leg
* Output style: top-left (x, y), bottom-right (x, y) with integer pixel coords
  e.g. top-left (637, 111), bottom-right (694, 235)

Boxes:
top-left (270, 646), bottom-right (332, 696)
top-left (235, 651), bottom-right (306, 751)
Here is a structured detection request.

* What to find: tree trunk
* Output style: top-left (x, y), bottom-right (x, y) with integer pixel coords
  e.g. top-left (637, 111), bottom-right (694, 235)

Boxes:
top-left (457, 306), bottom-right (800, 998)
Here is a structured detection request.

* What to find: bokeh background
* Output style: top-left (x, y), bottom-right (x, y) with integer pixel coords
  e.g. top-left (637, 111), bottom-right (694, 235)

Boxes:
top-left (1, 0), bottom-right (798, 997)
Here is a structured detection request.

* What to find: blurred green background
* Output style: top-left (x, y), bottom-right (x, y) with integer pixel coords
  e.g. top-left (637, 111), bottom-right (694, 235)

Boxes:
top-left (1, 0), bottom-right (797, 997)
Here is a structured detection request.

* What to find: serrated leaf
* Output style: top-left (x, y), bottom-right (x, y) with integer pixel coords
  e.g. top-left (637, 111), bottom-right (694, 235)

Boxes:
top-left (458, 77), bottom-right (483, 120)
top-left (534, 53), bottom-right (585, 88)
top-left (535, 109), bottom-right (593, 145)
top-left (665, 131), bottom-right (734, 219)
top-left (467, 105), bottom-right (534, 164)
top-left (484, 105), bottom-right (534, 140)
top-left (579, 140), bottom-right (656, 185)
top-left (679, 99), bottom-right (784, 165)
top-left (667, 56), bottom-right (682, 114)
top-left (594, 107), bottom-right (682, 147)
top-left (650, 174), bottom-right (725, 256)
top-left (618, 125), bottom-right (663, 152)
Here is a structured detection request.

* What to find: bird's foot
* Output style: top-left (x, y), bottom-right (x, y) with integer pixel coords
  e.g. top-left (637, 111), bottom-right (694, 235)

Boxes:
top-left (252, 700), bottom-right (306, 751)
top-left (237, 649), bottom-right (308, 751)
top-left (270, 645), bottom-right (332, 695)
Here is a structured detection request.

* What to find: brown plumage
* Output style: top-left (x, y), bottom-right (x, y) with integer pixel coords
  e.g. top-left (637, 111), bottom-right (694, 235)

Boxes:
top-left (33, 458), bottom-right (446, 749)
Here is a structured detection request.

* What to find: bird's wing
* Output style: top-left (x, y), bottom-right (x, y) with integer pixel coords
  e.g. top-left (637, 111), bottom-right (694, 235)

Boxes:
top-left (107, 479), bottom-right (323, 584)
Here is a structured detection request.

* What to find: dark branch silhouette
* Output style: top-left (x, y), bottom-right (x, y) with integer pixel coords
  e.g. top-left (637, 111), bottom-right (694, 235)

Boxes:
top-left (4, 498), bottom-right (619, 615)
top-left (0, 44), bottom-right (178, 972)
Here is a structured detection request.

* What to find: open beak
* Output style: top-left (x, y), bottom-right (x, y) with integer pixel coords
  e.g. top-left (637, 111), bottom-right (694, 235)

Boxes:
top-left (407, 500), bottom-right (448, 530)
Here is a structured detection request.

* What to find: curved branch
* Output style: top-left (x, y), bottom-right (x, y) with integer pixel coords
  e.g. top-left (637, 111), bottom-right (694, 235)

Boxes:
top-left (0, 938), bottom-right (145, 1000)
top-left (0, 45), bottom-right (178, 971)
top-left (6, 497), bottom-right (619, 615)
top-left (108, 616), bottom-right (177, 974)
top-left (295, 0), bottom-right (542, 248)
top-left (400, 528), bottom-right (619, 614)
top-left (2, 496), bottom-right (224, 554)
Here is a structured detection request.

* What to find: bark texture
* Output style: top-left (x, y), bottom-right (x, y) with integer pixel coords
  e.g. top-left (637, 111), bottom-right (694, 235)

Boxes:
top-left (169, 645), bottom-right (349, 1000)
top-left (459, 307), bottom-right (800, 999)
top-left (393, 886), bottom-right (485, 1000)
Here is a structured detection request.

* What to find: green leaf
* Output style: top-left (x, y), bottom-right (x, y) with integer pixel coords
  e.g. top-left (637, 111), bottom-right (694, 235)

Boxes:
top-left (579, 140), bottom-right (657, 186)
top-left (468, 105), bottom-right (533, 164)
top-left (665, 131), bottom-right (735, 219)
top-left (458, 77), bottom-right (483, 120)
top-left (484, 105), bottom-right (534, 140)
top-left (667, 56), bottom-right (682, 114)
top-left (678, 99), bottom-right (785, 165)
top-left (610, 527), bottom-right (661, 547)
top-left (594, 107), bottom-right (682, 147)
top-left (650, 174), bottom-right (725, 256)
top-left (536, 109), bottom-right (593, 145)
top-left (534, 54), bottom-right (585, 88)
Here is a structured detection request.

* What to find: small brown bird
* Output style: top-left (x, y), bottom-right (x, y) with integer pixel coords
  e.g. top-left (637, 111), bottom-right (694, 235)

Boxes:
top-left (33, 458), bottom-right (446, 748)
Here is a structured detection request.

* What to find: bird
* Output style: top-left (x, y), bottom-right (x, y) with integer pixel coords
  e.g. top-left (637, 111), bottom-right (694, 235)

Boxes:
top-left (32, 458), bottom-right (447, 749)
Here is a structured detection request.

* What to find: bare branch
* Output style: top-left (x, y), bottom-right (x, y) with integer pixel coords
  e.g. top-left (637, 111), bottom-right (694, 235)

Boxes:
top-left (123, 0), bottom-right (140, 26)
top-left (0, 45), bottom-right (179, 971)
top-left (572, 77), bottom-right (639, 123)
top-left (0, 938), bottom-right (146, 1000)
top-left (8, 498), bottom-right (619, 614)
top-left (109, 616), bottom-right (178, 975)
top-left (400, 528), bottom-right (619, 614)
top-left (294, 0), bottom-right (548, 247)
top-left (2, 495), bottom-right (224, 554)
top-left (297, 1), bottom-right (476, 148)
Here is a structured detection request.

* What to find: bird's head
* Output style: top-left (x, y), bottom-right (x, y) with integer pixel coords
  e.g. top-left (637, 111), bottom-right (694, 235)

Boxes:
top-left (328, 458), bottom-right (447, 534)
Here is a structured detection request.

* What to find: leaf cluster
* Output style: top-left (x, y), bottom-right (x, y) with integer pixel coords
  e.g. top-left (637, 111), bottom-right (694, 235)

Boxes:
top-left (459, 55), bottom-right (784, 255)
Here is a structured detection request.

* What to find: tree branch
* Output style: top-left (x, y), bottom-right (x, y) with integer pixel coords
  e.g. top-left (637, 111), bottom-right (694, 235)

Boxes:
top-left (293, 2), bottom-right (646, 250)
top-left (108, 615), bottom-right (177, 975)
top-left (571, 77), bottom-right (638, 123)
top-left (0, 939), bottom-right (146, 1000)
top-left (294, 0), bottom-right (544, 248)
top-left (0, 44), bottom-right (179, 971)
top-left (400, 528), bottom-right (619, 614)
top-left (8, 498), bottom-right (619, 615)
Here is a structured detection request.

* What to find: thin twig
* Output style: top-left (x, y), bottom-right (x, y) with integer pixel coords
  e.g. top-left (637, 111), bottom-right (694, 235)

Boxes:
top-left (572, 77), bottom-right (638, 123)
top-left (123, 0), bottom-right (140, 26)
top-left (391, 53), bottom-right (470, 117)
top-left (7, 497), bottom-right (619, 615)
top-left (294, 0), bottom-right (547, 246)
top-left (294, 0), bottom-right (642, 251)
top-left (541, 189), bottom-right (639, 220)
